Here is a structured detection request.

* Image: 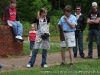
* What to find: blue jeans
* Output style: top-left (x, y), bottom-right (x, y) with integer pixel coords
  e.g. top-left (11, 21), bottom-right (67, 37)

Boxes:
top-left (88, 29), bottom-right (100, 57)
top-left (73, 30), bottom-right (84, 57)
top-left (30, 41), bottom-right (35, 50)
top-left (9, 21), bottom-right (23, 36)
top-left (28, 49), bottom-right (47, 67)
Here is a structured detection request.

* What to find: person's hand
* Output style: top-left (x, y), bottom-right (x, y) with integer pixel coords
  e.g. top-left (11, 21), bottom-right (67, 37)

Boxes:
top-left (28, 40), bottom-right (30, 43)
top-left (89, 20), bottom-right (94, 24)
top-left (64, 16), bottom-right (68, 21)
top-left (8, 23), bottom-right (13, 27)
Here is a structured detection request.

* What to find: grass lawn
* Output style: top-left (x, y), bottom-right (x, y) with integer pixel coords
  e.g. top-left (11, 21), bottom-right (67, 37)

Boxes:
top-left (23, 39), bottom-right (97, 55)
top-left (0, 59), bottom-right (100, 75)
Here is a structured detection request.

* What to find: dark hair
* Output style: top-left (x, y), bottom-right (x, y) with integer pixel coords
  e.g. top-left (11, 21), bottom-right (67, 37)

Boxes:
top-left (10, 0), bottom-right (16, 3)
top-left (76, 6), bottom-right (81, 9)
top-left (63, 5), bottom-right (72, 12)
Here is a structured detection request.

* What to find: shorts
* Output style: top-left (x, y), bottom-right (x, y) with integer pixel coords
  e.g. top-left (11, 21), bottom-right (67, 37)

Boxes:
top-left (60, 32), bottom-right (76, 47)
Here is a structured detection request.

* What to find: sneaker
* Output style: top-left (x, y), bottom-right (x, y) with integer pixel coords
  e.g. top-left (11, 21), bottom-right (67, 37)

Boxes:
top-left (70, 63), bottom-right (74, 67)
top-left (42, 64), bottom-right (48, 67)
top-left (60, 62), bottom-right (66, 66)
top-left (15, 36), bottom-right (23, 40)
top-left (74, 55), bottom-right (77, 58)
top-left (15, 36), bottom-right (19, 39)
top-left (85, 56), bottom-right (92, 59)
top-left (98, 56), bottom-right (100, 59)
top-left (27, 64), bottom-right (32, 68)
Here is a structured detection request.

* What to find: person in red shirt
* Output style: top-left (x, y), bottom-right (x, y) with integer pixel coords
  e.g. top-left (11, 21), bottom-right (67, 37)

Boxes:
top-left (28, 24), bottom-right (36, 57)
top-left (5, 0), bottom-right (24, 42)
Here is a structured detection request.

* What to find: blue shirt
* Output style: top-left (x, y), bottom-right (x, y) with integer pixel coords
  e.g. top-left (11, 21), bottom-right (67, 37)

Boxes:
top-left (58, 14), bottom-right (77, 32)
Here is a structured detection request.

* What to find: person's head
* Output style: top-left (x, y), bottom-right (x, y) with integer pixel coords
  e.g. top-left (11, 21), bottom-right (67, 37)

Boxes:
top-left (92, 2), bottom-right (97, 11)
top-left (10, 0), bottom-right (17, 9)
top-left (37, 8), bottom-right (47, 19)
top-left (75, 6), bottom-right (81, 14)
top-left (63, 5), bottom-right (72, 17)
top-left (31, 24), bottom-right (35, 31)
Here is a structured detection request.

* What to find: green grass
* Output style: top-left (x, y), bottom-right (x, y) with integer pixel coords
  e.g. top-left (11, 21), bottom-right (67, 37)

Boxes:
top-left (1, 59), bottom-right (100, 75)
top-left (23, 41), bottom-right (61, 55)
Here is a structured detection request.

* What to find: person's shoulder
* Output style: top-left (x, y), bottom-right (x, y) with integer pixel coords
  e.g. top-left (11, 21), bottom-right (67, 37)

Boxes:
top-left (33, 31), bottom-right (36, 33)
top-left (97, 10), bottom-right (100, 13)
top-left (81, 14), bottom-right (85, 17)
top-left (60, 15), bottom-right (64, 19)
top-left (71, 14), bottom-right (76, 19)
top-left (46, 16), bottom-right (50, 19)
top-left (5, 6), bottom-right (10, 10)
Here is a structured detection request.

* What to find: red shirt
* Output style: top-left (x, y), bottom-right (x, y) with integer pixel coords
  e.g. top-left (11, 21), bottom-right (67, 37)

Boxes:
top-left (29, 31), bottom-right (36, 41)
top-left (9, 8), bottom-right (17, 21)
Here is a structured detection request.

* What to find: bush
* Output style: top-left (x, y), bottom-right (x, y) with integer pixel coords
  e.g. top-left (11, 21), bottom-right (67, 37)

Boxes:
top-left (21, 21), bottom-right (31, 37)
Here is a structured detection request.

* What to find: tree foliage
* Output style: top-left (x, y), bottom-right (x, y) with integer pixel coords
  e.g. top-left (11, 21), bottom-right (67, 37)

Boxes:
top-left (0, 0), bottom-right (10, 17)
top-left (17, 0), bottom-right (51, 22)
top-left (1, 0), bottom-right (100, 22)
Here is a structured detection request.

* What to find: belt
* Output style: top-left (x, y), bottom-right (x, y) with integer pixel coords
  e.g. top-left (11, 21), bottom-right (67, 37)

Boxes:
top-left (63, 31), bottom-right (73, 33)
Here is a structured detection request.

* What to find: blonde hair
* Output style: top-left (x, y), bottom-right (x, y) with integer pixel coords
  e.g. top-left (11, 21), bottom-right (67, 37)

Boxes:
top-left (37, 8), bottom-right (47, 19)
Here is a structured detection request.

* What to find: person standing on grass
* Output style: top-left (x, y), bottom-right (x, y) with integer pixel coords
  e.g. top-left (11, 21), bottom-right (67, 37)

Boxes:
top-left (3, 0), bottom-right (24, 42)
top-left (28, 24), bottom-right (36, 57)
top-left (73, 6), bottom-right (87, 58)
top-left (27, 8), bottom-right (50, 68)
top-left (58, 5), bottom-right (77, 67)
top-left (86, 2), bottom-right (100, 59)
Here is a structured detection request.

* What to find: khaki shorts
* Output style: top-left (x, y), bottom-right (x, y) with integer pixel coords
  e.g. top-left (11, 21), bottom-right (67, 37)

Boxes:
top-left (60, 32), bottom-right (76, 47)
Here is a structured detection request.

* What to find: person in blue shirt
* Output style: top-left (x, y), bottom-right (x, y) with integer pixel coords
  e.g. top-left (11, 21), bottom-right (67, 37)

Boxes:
top-left (58, 5), bottom-right (77, 67)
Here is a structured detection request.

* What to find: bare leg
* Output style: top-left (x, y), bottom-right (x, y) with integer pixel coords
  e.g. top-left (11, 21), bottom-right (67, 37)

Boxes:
top-left (29, 50), bottom-right (32, 56)
top-left (61, 47), bottom-right (66, 63)
top-left (69, 47), bottom-right (74, 64)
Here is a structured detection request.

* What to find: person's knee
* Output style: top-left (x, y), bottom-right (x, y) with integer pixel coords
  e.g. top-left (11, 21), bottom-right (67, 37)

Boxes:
top-left (61, 47), bottom-right (66, 52)
top-left (17, 22), bottom-right (23, 27)
top-left (42, 49), bottom-right (47, 54)
top-left (33, 49), bottom-right (38, 54)
top-left (12, 23), bottom-right (17, 28)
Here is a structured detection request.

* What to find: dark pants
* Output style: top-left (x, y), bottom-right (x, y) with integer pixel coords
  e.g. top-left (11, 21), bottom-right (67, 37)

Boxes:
top-left (88, 29), bottom-right (100, 57)
top-left (28, 49), bottom-right (47, 67)
top-left (73, 30), bottom-right (84, 57)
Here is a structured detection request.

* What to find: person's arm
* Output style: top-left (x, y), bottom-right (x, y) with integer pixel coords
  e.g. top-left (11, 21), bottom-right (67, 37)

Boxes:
top-left (64, 16), bottom-right (76, 28)
top-left (5, 7), bottom-right (12, 26)
top-left (28, 32), bottom-right (30, 43)
top-left (16, 11), bottom-right (20, 21)
top-left (47, 16), bottom-right (50, 27)
top-left (87, 18), bottom-right (100, 24)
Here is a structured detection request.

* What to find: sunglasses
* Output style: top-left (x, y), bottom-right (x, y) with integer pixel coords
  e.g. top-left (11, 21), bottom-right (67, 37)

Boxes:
top-left (76, 9), bottom-right (80, 10)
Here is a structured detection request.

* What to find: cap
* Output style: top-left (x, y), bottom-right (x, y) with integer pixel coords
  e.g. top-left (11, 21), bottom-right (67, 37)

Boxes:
top-left (92, 2), bottom-right (97, 6)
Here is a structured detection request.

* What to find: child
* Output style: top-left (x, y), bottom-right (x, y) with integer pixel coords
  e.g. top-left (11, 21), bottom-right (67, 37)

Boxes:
top-left (28, 24), bottom-right (36, 57)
